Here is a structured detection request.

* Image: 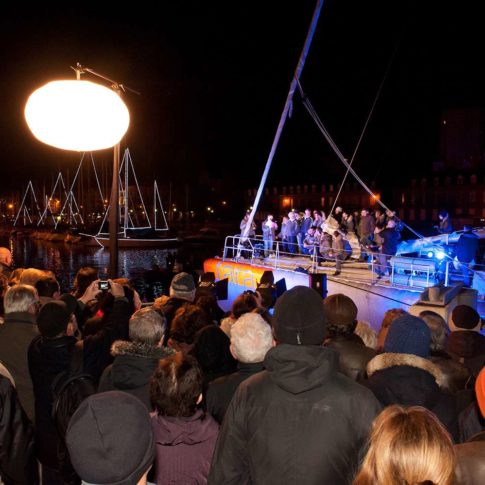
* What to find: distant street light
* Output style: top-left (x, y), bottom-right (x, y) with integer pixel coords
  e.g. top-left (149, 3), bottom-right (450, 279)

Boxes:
top-left (24, 64), bottom-right (134, 277)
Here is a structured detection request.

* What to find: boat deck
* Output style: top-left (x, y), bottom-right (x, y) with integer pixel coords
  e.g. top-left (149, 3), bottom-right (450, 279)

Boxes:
top-left (206, 235), bottom-right (485, 326)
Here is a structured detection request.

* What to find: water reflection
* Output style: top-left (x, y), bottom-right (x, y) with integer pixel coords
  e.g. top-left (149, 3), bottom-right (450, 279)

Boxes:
top-left (0, 236), bottom-right (222, 302)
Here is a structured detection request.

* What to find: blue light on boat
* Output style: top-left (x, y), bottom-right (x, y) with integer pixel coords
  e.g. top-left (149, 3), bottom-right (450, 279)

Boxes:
top-left (427, 251), bottom-right (434, 258)
top-left (436, 251), bottom-right (446, 260)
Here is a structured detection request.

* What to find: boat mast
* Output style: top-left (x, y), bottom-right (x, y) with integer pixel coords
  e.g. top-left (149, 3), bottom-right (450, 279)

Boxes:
top-left (124, 149), bottom-right (129, 237)
top-left (241, 0), bottom-right (324, 239)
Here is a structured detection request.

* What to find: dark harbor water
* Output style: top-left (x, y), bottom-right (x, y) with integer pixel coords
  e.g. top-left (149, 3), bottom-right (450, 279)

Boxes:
top-left (0, 235), bottom-right (223, 302)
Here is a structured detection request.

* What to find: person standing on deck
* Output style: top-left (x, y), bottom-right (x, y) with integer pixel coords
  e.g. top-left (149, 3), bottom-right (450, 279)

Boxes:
top-left (239, 212), bottom-right (256, 242)
top-left (435, 210), bottom-right (453, 234)
top-left (377, 219), bottom-right (400, 278)
top-left (298, 209), bottom-right (313, 254)
top-left (262, 214), bottom-right (278, 258)
top-left (332, 230), bottom-right (346, 276)
top-left (357, 209), bottom-right (375, 262)
top-left (454, 225), bottom-right (479, 287)
top-left (285, 211), bottom-right (299, 255)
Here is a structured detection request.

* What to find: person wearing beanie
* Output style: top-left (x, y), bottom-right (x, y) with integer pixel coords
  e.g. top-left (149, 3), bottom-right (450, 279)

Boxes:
top-left (446, 304), bottom-right (485, 379)
top-left (157, 271), bottom-right (196, 345)
top-left (209, 286), bottom-right (381, 485)
top-left (365, 314), bottom-right (459, 441)
top-left (66, 391), bottom-right (155, 485)
top-left (455, 367), bottom-right (485, 484)
top-left (28, 300), bottom-right (80, 483)
top-left (323, 293), bottom-right (376, 381)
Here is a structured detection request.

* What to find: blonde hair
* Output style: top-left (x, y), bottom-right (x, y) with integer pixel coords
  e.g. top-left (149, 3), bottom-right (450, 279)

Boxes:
top-left (19, 268), bottom-right (47, 287)
top-left (354, 405), bottom-right (455, 485)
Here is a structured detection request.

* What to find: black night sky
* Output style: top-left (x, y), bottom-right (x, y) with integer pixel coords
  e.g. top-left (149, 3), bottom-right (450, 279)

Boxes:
top-left (0, 1), bottom-right (484, 196)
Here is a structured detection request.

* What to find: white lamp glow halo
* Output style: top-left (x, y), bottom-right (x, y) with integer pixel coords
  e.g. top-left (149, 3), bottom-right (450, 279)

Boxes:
top-left (25, 79), bottom-right (130, 151)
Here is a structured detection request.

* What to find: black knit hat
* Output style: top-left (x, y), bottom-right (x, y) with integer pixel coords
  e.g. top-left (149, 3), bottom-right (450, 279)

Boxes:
top-left (66, 391), bottom-right (155, 485)
top-left (37, 300), bottom-right (70, 338)
top-left (449, 304), bottom-right (482, 332)
top-left (272, 286), bottom-right (326, 345)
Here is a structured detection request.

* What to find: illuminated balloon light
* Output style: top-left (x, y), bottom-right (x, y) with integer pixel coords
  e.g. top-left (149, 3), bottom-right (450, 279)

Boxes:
top-left (25, 80), bottom-right (130, 151)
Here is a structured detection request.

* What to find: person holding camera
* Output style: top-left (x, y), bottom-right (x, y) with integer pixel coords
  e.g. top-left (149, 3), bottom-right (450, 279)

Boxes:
top-left (76, 279), bottom-right (134, 384)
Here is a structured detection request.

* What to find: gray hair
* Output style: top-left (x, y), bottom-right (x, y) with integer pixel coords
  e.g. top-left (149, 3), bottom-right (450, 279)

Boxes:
top-left (354, 321), bottom-right (378, 349)
top-left (129, 307), bottom-right (167, 346)
top-left (419, 310), bottom-right (448, 352)
top-left (4, 284), bottom-right (38, 313)
top-left (230, 312), bottom-right (273, 363)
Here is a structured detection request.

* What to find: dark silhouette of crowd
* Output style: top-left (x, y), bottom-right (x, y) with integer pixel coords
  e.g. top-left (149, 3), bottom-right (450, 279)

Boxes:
top-left (0, 245), bottom-right (485, 485)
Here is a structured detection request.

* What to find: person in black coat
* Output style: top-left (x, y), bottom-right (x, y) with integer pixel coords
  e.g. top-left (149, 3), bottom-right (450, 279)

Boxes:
top-left (209, 286), bottom-right (381, 485)
top-left (28, 300), bottom-right (78, 484)
top-left (323, 294), bottom-right (376, 381)
top-left (365, 314), bottom-right (459, 442)
top-left (98, 307), bottom-right (175, 410)
top-left (0, 284), bottom-right (40, 422)
top-left (206, 312), bottom-right (272, 423)
top-left (376, 220), bottom-right (400, 277)
top-left (454, 225), bottom-right (479, 286)
top-left (0, 372), bottom-right (39, 485)
top-left (156, 272), bottom-right (196, 345)
top-left (79, 280), bottom-right (133, 384)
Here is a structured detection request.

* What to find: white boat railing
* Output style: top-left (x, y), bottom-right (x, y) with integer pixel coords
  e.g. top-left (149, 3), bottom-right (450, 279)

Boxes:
top-left (222, 234), bottom-right (481, 292)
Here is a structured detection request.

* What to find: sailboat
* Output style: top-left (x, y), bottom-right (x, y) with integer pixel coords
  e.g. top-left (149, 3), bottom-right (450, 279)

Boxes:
top-left (202, 0), bottom-right (485, 324)
top-left (80, 148), bottom-right (181, 248)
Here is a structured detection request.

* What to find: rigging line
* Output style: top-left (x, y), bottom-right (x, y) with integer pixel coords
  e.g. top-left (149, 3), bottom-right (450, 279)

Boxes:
top-left (328, 39), bottom-right (401, 219)
top-left (301, 95), bottom-right (423, 239)
top-left (241, 0), bottom-right (325, 240)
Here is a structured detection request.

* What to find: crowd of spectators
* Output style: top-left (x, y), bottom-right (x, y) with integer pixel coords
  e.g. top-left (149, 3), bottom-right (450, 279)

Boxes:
top-left (0, 244), bottom-right (484, 484)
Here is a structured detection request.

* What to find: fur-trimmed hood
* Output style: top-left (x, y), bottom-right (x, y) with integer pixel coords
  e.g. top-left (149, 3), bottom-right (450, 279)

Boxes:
top-left (110, 340), bottom-right (175, 359)
top-left (98, 341), bottom-right (175, 401)
top-left (367, 352), bottom-right (445, 387)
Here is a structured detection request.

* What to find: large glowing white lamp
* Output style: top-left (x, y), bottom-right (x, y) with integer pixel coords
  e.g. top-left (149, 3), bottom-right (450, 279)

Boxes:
top-left (25, 80), bottom-right (130, 151)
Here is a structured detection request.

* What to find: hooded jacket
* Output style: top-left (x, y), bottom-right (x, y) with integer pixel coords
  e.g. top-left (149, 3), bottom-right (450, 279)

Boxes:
top-left (208, 344), bottom-right (381, 485)
top-left (151, 409), bottom-right (219, 484)
top-left (98, 341), bottom-right (175, 410)
top-left (365, 352), bottom-right (459, 441)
